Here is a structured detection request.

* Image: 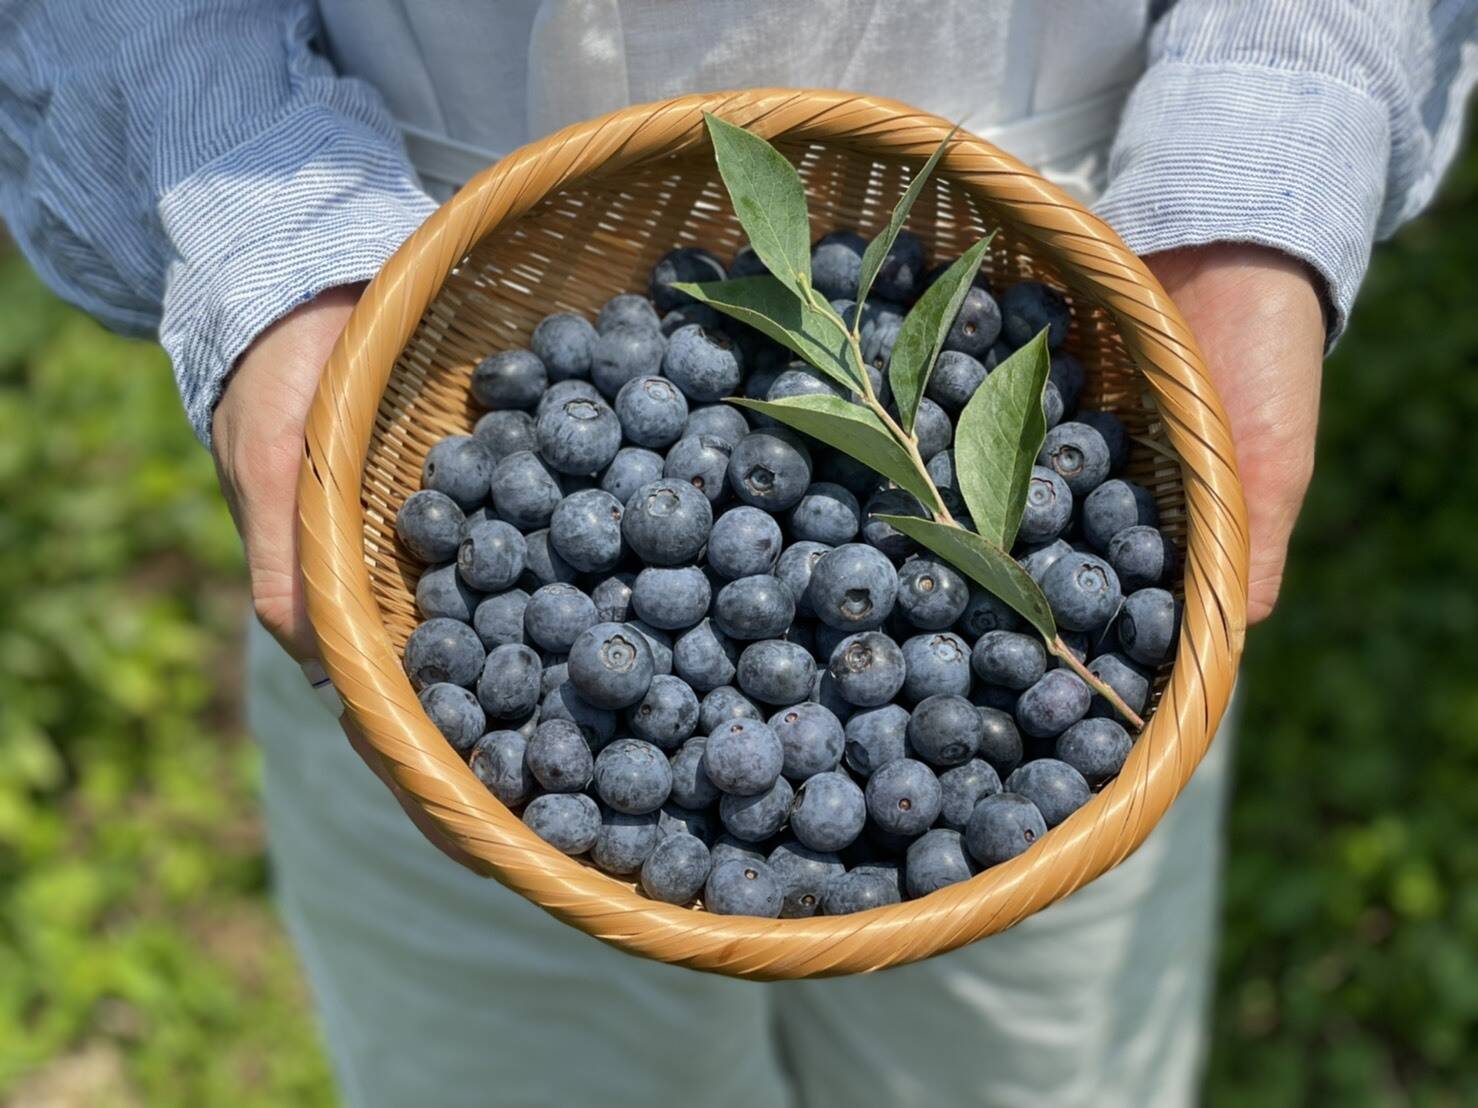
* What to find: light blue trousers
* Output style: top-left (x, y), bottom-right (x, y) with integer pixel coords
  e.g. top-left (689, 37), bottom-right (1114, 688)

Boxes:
top-left (247, 620), bottom-right (1232, 1108)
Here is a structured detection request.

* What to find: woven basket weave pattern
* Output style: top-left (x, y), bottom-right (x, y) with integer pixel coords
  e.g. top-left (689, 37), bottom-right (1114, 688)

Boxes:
top-left (299, 89), bottom-right (1247, 979)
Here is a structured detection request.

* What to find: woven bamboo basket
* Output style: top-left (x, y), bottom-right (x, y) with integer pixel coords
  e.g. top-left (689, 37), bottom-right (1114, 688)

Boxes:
top-left (297, 88), bottom-right (1248, 979)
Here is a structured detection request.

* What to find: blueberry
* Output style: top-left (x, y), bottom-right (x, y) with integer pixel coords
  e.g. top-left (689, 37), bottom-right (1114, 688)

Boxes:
top-left (454, 518), bottom-right (525, 593)
top-left (630, 565), bottom-right (711, 631)
top-left (536, 396), bottom-right (622, 477)
top-left (590, 809), bottom-right (660, 875)
top-left (565, 620), bottom-right (654, 708)
top-left (658, 802), bottom-right (717, 845)
top-left (622, 479), bottom-right (714, 565)
top-left (822, 870), bottom-right (900, 914)
top-left (728, 243), bottom-right (769, 280)
top-left (912, 398), bottom-right (953, 461)
top-left (1041, 551), bottom-right (1122, 633)
top-left (905, 828), bottom-right (976, 898)
top-left (661, 324), bottom-right (743, 402)
top-left (999, 281), bottom-right (1071, 349)
top-left (710, 833), bottom-right (768, 869)
top-left (843, 704), bottom-right (910, 776)
top-left (702, 717), bottom-right (784, 797)
top-left (1049, 355), bottom-right (1087, 419)
top-left (957, 588), bottom-right (1023, 638)
top-left (764, 366), bottom-right (845, 413)
top-left (1085, 653), bottom-right (1151, 720)
top-left (720, 776), bottom-right (793, 842)
top-left (971, 630), bottom-right (1047, 689)
top-left (525, 718), bottom-right (595, 792)
top-left (404, 617), bottom-right (485, 690)
top-left (976, 706), bottom-right (1024, 776)
top-left (862, 315), bottom-right (901, 373)
top-left (900, 632), bottom-right (972, 701)
top-left (788, 482), bottom-right (861, 545)
top-left (627, 618), bottom-right (673, 678)
top-left (471, 348), bottom-right (547, 411)
top-left (661, 303), bottom-right (724, 336)
top-left (809, 229), bottom-right (867, 300)
top-left (1056, 717), bottom-right (1133, 786)
top-left (814, 450), bottom-right (878, 500)
top-left (1037, 421), bottom-right (1111, 497)
top-left (489, 451), bottom-right (563, 530)
top-left (788, 771), bottom-right (866, 853)
top-left (539, 682), bottom-right (617, 751)
top-left (416, 562), bottom-right (481, 622)
top-left (529, 313), bottom-right (597, 382)
top-left (1077, 410), bottom-right (1129, 472)
top-left (591, 326), bottom-right (666, 398)
top-left (1018, 537), bottom-right (1073, 584)
top-left (828, 631), bottom-right (907, 707)
top-left (907, 694), bottom-right (983, 768)
top-left (519, 584), bottom-right (595, 653)
top-left (806, 543), bottom-right (898, 631)
top-left (672, 619), bottom-right (738, 692)
top-left (937, 758), bottom-right (1003, 831)
top-left (1017, 466), bottom-right (1074, 544)
top-left (475, 643), bottom-right (542, 720)
top-left (727, 428), bottom-right (812, 511)
top-left (398, 492), bottom-right (468, 564)
top-left (615, 375), bottom-right (689, 449)
top-left (599, 447), bottom-right (665, 505)
top-left (417, 682), bottom-right (487, 753)
top-left (940, 288), bottom-right (1000, 362)
top-left (1043, 379), bottom-right (1065, 428)
top-left (597, 294), bottom-right (661, 335)
top-left (767, 840), bottom-right (846, 918)
top-left (873, 228), bottom-right (926, 303)
top-left (593, 738), bottom-right (672, 815)
top-left (625, 674), bottom-right (700, 751)
top-left (683, 404), bottom-right (750, 448)
top-left (704, 858), bottom-right (783, 917)
top-left (864, 757), bottom-right (942, 837)
top-left (472, 409), bottom-right (539, 461)
top-left (965, 792), bottom-right (1047, 866)
top-left (1015, 670), bottom-right (1090, 738)
top-left (700, 686), bottom-right (763, 734)
top-left (649, 246), bottom-right (726, 312)
top-left (663, 434), bottom-right (733, 504)
top-left (713, 575), bottom-right (795, 640)
top-left (641, 833), bottom-right (712, 904)
top-left (768, 702), bottom-right (845, 781)
top-left (469, 730), bottom-right (532, 805)
top-left (668, 737), bottom-right (721, 809)
top-left (861, 488), bottom-right (926, 560)
top-left (925, 350), bottom-right (990, 413)
top-left (421, 435), bottom-right (493, 510)
top-left (705, 506), bottom-right (783, 580)
top-left (895, 557), bottom-right (969, 631)
top-left (729, 640), bottom-right (812, 709)
top-left (1005, 759), bottom-right (1091, 827)
top-left (1107, 525), bottom-right (1177, 591)
top-left (537, 378), bottom-right (602, 417)
top-left (1081, 478), bottom-right (1158, 551)
top-left (774, 541), bottom-right (832, 618)
top-left (523, 792), bottom-right (601, 854)
top-left (1117, 587), bottom-right (1180, 667)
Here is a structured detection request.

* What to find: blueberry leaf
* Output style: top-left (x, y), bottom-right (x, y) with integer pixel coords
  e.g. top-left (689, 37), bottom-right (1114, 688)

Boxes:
top-left (875, 515), bottom-right (1056, 638)
top-left (728, 394), bottom-right (937, 507)
top-left (855, 126), bottom-right (960, 313)
top-left (887, 235), bottom-right (993, 434)
top-left (954, 328), bottom-right (1051, 548)
top-left (672, 276), bottom-right (858, 392)
top-left (703, 113), bottom-right (813, 299)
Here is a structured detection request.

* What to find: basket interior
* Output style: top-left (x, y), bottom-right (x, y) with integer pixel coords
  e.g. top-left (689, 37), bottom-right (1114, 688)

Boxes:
top-left (359, 140), bottom-right (1188, 890)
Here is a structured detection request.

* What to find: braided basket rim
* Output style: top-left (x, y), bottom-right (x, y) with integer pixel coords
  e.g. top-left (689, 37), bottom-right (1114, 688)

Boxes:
top-left (297, 88), bottom-right (1249, 979)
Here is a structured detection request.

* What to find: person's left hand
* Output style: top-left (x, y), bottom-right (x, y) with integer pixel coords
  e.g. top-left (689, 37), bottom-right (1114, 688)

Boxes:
top-left (1144, 244), bottom-right (1326, 625)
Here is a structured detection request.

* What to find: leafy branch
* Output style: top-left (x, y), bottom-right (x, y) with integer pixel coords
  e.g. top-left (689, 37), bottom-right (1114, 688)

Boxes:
top-left (677, 113), bottom-right (1145, 731)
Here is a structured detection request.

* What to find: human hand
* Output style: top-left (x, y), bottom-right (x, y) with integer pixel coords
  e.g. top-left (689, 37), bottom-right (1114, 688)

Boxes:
top-left (1144, 244), bottom-right (1325, 624)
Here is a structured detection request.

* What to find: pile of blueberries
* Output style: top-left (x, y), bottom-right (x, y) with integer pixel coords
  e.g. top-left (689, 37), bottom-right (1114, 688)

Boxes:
top-left (395, 229), bottom-right (1181, 918)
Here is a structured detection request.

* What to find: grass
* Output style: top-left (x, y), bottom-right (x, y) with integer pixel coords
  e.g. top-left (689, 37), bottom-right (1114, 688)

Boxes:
top-left (0, 145), bottom-right (1474, 1105)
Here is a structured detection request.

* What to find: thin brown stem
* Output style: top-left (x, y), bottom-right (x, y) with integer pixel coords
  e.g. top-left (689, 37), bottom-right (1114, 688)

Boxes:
top-left (1048, 636), bottom-right (1146, 732)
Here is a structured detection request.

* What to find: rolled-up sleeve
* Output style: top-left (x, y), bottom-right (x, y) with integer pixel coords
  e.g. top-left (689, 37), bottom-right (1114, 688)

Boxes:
top-left (0, 0), bottom-right (435, 443)
top-left (1097, 0), bottom-right (1478, 340)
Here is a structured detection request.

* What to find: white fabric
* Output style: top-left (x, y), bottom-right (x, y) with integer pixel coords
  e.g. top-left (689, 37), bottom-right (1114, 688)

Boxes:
top-left (248, 621), bottom-right (1232, 1108)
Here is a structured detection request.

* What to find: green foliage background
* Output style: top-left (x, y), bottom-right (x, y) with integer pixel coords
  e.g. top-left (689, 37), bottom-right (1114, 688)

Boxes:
top-left (0, 147), bottom-right (1473, 1105)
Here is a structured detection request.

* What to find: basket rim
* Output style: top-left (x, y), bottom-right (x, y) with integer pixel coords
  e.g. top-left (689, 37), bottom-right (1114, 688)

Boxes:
top-left (298, 87), bottom-right (1248, 979)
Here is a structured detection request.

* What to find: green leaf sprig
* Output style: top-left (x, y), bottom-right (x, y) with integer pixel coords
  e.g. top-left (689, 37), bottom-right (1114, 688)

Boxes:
top-left (675, 113), bottom-right (1145, 730)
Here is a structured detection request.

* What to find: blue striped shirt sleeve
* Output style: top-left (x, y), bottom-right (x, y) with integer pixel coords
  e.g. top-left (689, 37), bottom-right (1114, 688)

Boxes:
top-left (0, 0), bottom-right (435, 443)
top-left (1097, 0), bottom-right (1478, 341)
